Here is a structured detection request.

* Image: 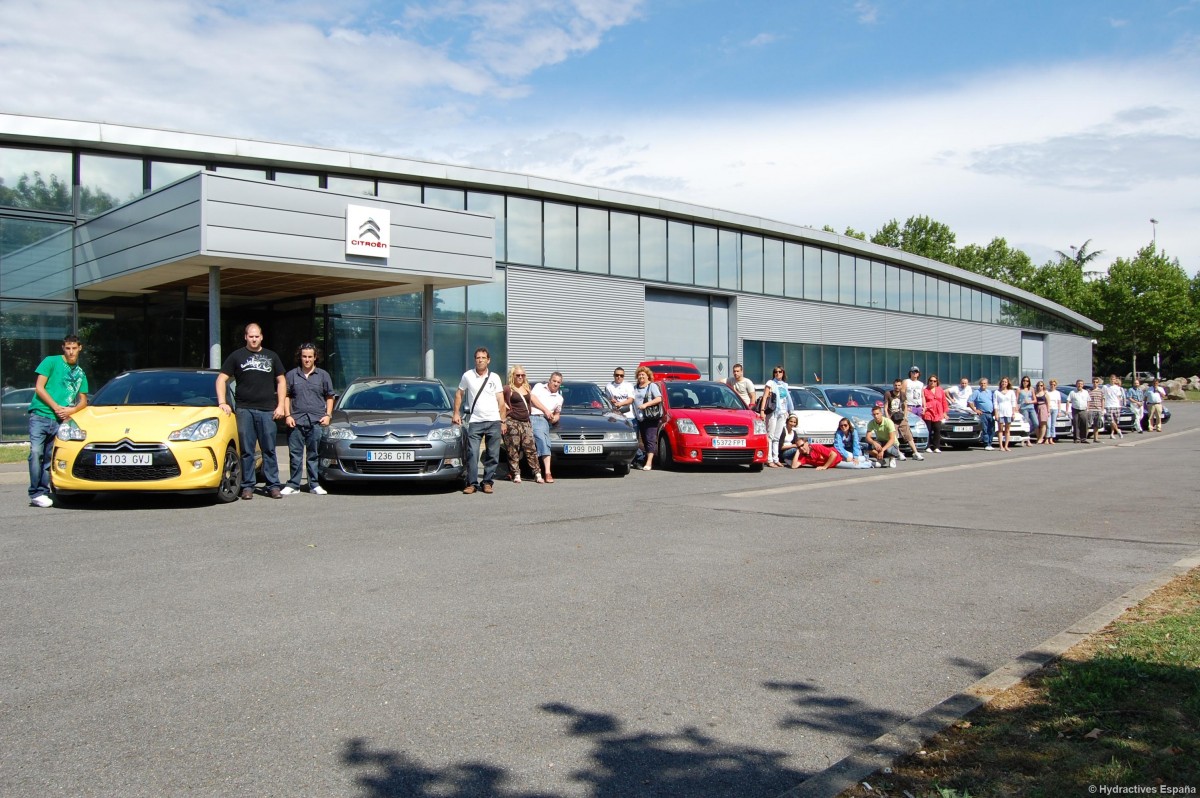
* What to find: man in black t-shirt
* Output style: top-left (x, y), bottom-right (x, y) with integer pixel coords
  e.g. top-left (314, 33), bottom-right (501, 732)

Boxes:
top-left (216, 323), bottom-right (287, 499)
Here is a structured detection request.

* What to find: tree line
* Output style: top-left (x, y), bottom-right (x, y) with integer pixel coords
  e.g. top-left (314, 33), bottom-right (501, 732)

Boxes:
top-left (827, 216), bottom-right (1200, 378)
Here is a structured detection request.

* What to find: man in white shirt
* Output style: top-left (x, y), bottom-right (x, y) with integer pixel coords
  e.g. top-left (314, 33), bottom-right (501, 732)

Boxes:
top-left (726, 363), bottom-right (757, 409)
top-left (1101, 374), bottom-right (1126, 439)
top-left (530, 372), bottom-right (564, 482)
top-left (452, 347), bottom-right (507, 494)
top-left (1067, 379), bottom-right (1091, 443)
top-left (947, 377), bottom-right (973, 413)
top-left (605, 367), bottom-right (635, 419)
top-left (903, 366), bottom-right (926, 419)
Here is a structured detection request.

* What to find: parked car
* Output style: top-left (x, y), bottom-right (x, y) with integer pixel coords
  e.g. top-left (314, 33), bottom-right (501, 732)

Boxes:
top-left (2, 387), bottom-right (34, 439)
top-left (638, 360), bottom-right (702, 381)
top-left (815, 384), bottom-right (930, 453)
top-left (784, 387), bottom-right (846, 445)
top-left (49, 368), bottom-right (242, 504)
top-left (547, 381), bottom-right (639, 476)
top-left (319, 377), bottom-right (464, 486)
top-left (655, 380), bottom-right (768, 470)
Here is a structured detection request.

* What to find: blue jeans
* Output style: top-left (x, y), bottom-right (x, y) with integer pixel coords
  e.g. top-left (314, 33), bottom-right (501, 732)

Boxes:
top-left (978, 412), bottom-right (995, 446)
top-left (465, 420), bottom-right (501, 487)
top-left (1021, 405), bottom-right (1038, 435)
top-left (1048, 409), bottom-right (1059, 439)
top-left (237, 407), bottom-right (280, 490)
top-left (28, 413), bottom-right (59, 500)
top-left (531, 415), bottom-right (551, 457)
top-left (286, 422), bottom-right (323, 488)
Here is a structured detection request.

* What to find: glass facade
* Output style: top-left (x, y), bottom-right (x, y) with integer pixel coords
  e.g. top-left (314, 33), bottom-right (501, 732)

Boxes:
top-left (0, 136), bottom-right (1089, 416)
top-left (743, 340), bottom-right (1021, 388)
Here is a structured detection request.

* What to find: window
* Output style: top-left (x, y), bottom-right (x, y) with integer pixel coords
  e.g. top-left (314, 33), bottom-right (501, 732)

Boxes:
top-left (544, 202), bottom-right (577, 271)
top-left (695, 226), bottom-right (718, 287)
top-left (610, 212), bottom-right (639, 277)
top-left (639, 216), bottom-right (666, 281)
top-left (802, 246), bottom-right (821, 301)
top-left (899, 268), bottom-right (913, 313)
top-left (855, 257), bottom-right (871, 308)
top-left (273, 171), bottom-right (320, 188)
top-left (718, 229), bottom-right (739, 290)
top-left (506, 196), bottom-right (542, 266)
top-left (467, 192), bottom-right (506, 262)
top-left (578, 207), bottom-right (608, 274)
top-left (763, 238), bottom-right (783, 296)
top-left (0, 146), bottom-right (73, 213)
top-left (378, 293), bottom-right (422, 318)
top-left (886, 265), bottom-right (901, 311)
top-left (839, 253), bottom-right (855, 305)
top-left (783, 242), bottom-right (802, 298)
top-left (912, 272), bottom-right (926, 315)
top-left (328, 176), bottom-right (376, 196)
top-left (80, 153), bottom-right (144, 216)
top-left (151, 162), bottom-right (204, 190)
top-left (741, 234), bottom-right (763, 294)
top-left (423, 187), bottom-right (465, 210)
top-left (667, 221), bottom-right (694, 285)
top-left (377, 182), bottom-right (421, 203)
top-left (821, 249), bottom-right (838, 303)
top-left (0, 218), bottom-right (73, 301)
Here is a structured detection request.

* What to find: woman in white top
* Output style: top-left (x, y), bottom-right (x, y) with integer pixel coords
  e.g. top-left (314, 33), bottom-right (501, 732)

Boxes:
top-left (993, 376), bottom-right (1018, 451)
top-left (1045, 379), bottom-right (1063, 444)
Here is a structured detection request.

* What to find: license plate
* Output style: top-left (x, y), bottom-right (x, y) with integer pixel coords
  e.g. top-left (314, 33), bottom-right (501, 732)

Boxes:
top-left (712, 438), bottom-right (746, 448)
top-left (96, 453), bottom-right (152, 466)
top-left (563, 444), bottom-right (603, 454)
top-left (366, 450), bottom-right (415, 462)
top-left (953, 425), bottom-right (972, 432)
top-left (809, 436), bottom-right (834, 444)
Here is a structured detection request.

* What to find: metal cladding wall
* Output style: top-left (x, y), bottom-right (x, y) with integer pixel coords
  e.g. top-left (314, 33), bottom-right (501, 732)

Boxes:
top-left (506, 265), bottom-right (645, 384)
top-left (1047, 333), bottom-right (1095, 382)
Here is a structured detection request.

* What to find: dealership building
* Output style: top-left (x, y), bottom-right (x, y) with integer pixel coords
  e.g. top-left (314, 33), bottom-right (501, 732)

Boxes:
top-left (0, 113), bottom-right (1099, 421)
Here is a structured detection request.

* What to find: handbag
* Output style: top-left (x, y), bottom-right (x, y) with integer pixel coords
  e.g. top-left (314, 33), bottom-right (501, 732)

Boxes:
top-left (642, 384), bottom-right (663, 421)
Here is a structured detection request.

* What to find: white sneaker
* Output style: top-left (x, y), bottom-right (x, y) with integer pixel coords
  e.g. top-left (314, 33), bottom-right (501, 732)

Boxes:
top-left (309, 484), bottom-right (327, 495)
top-left (933, 448), bottom-right (942, 453)
top-left (888, 457), bottom-right (897, 468)
top-left (914, 453), bottom-right (924, 461)
top-left (984, 445), bottom-right (994, 451)
top-left (898, 451), bottom-right (907, 460)
top-left (30, 495), bottom-right (53, 508)
top-left (280, 486), bottom-right (300, 496)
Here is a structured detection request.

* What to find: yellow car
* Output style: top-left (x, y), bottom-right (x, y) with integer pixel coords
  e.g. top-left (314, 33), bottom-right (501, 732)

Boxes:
top-left (52, 368), bottom-right (243, 504)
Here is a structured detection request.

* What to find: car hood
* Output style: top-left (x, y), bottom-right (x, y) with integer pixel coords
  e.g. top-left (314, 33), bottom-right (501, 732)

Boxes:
top-left (556, 411), bottom-right (634, 432)
top-left (73, 405), bottom-right (225, 440)
top-left (332, 409), bottom-right (453, 438)
top-left (789, 410), bottom-right (845, 436)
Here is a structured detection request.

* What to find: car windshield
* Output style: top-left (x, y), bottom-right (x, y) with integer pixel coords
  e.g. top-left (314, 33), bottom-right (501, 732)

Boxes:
top-left (2, 388), bottom-right (33, 405)
top-left (665, 382), bottom-right (744, 410)
top-left (789, 388), bottom-right (831, 412)
top-left (338, 380), bottom-right (450, 411)
top-left (559, 382), bottom-right (613, 412)
top-left (90, 371), bottom-right (219, 407)
top-left (821, 387), bottom-right (884, 408)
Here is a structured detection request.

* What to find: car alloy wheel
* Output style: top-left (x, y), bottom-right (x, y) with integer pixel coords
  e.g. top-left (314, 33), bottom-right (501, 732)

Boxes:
top-left (216, 444), bottom-right (242, 504)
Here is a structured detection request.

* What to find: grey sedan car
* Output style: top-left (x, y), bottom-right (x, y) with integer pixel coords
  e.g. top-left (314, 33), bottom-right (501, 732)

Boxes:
top-left (548, 382), bottom-right (639, 476)
top-left (318, 377), bottom-right (464, 486)
top-left (2, 387), bottom-right (34, 439)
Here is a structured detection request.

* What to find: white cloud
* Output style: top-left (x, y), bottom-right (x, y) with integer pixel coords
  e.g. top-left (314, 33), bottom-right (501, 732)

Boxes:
top-left (853, 1), bottom-right (879, 25)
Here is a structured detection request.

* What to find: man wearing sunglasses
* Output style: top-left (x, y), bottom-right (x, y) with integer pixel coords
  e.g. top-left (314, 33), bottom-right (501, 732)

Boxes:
top-left (605, 367), bottom-right (635, 420)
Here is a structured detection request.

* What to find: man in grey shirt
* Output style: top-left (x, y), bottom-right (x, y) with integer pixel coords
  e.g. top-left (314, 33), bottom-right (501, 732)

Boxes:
top-left (726, 363), bottom-right (757, 410)
top-left (282, 344), bottom-right (335, 495)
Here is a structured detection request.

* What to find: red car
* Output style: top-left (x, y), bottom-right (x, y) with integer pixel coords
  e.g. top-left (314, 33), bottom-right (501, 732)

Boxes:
top-left (654, 380), bottom-right (768, 471)
top-left (638, 360), bottom-right (702, 381)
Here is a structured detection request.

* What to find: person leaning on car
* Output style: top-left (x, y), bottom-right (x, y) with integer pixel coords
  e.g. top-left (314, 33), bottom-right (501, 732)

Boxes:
top-left (605, 366), bottom-right (636, 419)
top-left (967, 378), bottom-right (996, 450)
top-left (726, 363), bottom-right (757, 409)
top-left (27, 334), bottom-right (89, 508)
top-left (216, 323), bottom-right (287, 500)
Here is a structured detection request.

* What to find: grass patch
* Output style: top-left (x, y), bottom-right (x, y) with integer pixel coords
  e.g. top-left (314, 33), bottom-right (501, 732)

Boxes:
top-left (0, 443), bottom-right (30, 464)
top-left (840, 568), bottom-right (1200, 797)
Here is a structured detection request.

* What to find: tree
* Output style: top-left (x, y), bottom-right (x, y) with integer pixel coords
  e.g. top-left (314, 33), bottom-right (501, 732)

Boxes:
top-left (870, 215), bottom-right (957, 263)
top-left (953, 237), bottom-right (1036, 288)
top-left (1092, 245), bottom-right (1195, 376)
top-left (1053, 239), bottom-right (1105, 280)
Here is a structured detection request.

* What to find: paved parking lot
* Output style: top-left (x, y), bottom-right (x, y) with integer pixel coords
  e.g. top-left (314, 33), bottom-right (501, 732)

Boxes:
top-left (2, 408), bottom-right (1198, 797)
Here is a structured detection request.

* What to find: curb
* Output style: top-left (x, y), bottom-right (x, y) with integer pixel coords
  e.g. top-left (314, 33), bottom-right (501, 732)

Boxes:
top-left (777, 549), bottom-right (1200, 798)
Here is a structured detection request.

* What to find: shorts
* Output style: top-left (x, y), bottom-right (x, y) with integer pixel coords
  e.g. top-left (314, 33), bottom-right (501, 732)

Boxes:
top-left (531, 414), bottom-right (551, 456)
top-left (995, 414), bottom-right (1013, 424)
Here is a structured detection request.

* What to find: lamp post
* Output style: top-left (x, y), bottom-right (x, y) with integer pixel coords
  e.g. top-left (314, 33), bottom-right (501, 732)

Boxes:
top-left (1150, 218), bottom-right (1158, 246)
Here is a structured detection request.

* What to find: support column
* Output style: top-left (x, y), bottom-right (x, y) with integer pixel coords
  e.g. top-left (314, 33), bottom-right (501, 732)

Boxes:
top-left (208, 266), bottom-right (222, 368)
top-left (422, 284), bottom-right (435, 379)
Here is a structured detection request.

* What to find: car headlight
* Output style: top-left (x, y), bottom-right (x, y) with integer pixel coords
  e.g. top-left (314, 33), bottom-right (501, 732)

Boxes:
top-left (168, 417), bottom-right (220, 442)
top-left (604, 430), bottom-right (638, 441)
top-left (326, 426), bottom-right (356, 440)
top-left (548, 431), bottom-right (563, 442)
top-left (675, 418), bottom-right (700, 435)
top-left (910, 420), bottom-right (928, 434)
top-left (56, 420), bottom-right (86, 441)
top-left (427, 426), bottom-right (461, 441)
top-left (753, 418), bottom-right (767, 435)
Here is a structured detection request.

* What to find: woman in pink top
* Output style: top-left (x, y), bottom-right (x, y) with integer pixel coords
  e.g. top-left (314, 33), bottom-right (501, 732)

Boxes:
top-left (922, 374), bottom-right (949, 453)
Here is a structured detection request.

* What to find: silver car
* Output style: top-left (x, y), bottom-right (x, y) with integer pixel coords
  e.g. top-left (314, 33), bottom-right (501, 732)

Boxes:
top-left (319, 377), bottom-right (464, 486)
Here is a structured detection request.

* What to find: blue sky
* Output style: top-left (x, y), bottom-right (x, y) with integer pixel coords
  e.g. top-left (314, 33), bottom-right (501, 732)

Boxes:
top-left (2, 0), bottom-right (1198, 272)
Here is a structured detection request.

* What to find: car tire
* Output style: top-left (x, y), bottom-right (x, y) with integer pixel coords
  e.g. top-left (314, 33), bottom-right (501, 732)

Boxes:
top-left (748, 462), bottom-right (764, 473)
top-left (215, 444), bottom-right (242, 504)
top-left (613, 462), bottom-right (630, 477)
top-left (659, 436), bottom-right (675, 470)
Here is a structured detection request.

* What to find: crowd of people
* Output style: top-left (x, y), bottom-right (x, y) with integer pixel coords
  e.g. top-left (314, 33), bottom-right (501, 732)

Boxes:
top-left (22, 327), bottom-right (1174, 506)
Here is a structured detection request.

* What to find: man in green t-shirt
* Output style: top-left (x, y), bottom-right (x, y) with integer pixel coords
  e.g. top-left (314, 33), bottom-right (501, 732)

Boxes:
top-left (28, 334), bottom-right (89, 507)
top-left (866, 405), bottom-right (900, 469)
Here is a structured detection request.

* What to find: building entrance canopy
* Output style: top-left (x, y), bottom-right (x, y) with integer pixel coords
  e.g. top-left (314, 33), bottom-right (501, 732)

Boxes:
top-left (73, 171), bottom-right (496, 304)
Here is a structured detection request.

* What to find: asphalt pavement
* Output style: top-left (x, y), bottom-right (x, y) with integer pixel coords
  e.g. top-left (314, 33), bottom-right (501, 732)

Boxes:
top-left (2, 409), bottom-right (1198, 798)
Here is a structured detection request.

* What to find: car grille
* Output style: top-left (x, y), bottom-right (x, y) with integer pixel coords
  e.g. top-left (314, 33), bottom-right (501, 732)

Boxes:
top-left (558, 433), bottom-right (604, 441)
top-left (704, 424), bottom-right (749, 436)
top-left (348, 442), bottom-right (433, 450)
top-left (72, 441), bottom-right (180, 482)
top-left (342, 460), bottom-right (442, 475)
top-left (700, 448), bottom-right (756, 463)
